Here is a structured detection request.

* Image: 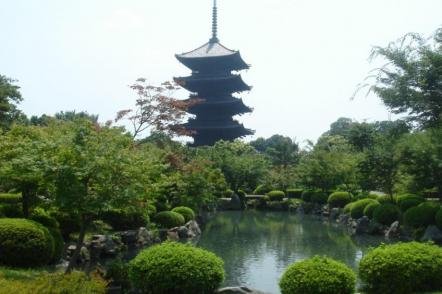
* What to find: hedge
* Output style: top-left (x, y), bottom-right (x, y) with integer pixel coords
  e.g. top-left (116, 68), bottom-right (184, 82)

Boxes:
top-left (327, 192), bottom-right (353, 208)
top-left (404, 202), bottom-right (440, 229)
top-left (171, 206), bottom-right (195, 223)
top-left (363, 202), bottom-right (381, 219)
top-left (0, 218), bottom-right (54, 267)
top-left (0, 193), bottom-right (22, 204)
top-left (372, 203), bottom-right (401, 226)
top-left (129, 242), bottom-right (224, 293)
top-left (396, 194), bottom-right (424, 212)
top-left (279, 256), bottom-right (356, 294)
top-left (359, 242), bottom-right (442, 293)
top-left (267, 190), bottom-right (285, 201)
top-left (350, 199), bottom-right (379, 219)
top-left (153, 211), bottom-right (185, 229)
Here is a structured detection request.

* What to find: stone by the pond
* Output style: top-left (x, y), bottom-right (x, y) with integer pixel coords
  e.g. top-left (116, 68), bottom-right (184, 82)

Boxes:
top-left (186, 220), bottom-right (201, 236)
top-left (354, 216), bottom-right (370, 234)
top-left (216, 286), bottom-right (270, 294)
top-left (90, 234), bottom-right (123, 256)
top-left (117, 230), bottom-right (138, 244)
top-left (330, 208), bottom-right (340, 220)
top-left (385, 221), bottom-right (400, 239)
top-left (230, 194), bottom-right (243, 210)
top-left (136, 227), bottom-right (154, 246)
top-left (421, 225), bottom-right (442, 243)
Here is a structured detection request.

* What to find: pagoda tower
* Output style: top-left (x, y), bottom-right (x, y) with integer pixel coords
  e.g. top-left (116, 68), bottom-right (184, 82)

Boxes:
top-left (174, 0), bottom-right (254, 146)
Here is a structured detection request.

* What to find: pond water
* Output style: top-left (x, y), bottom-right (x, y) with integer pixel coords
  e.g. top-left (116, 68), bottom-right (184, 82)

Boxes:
top-left (196, 211), bottom-right (387, 294)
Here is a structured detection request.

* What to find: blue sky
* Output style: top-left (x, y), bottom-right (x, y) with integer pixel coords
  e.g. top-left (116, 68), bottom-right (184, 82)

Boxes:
top-left (1, 0), bottom-right (441, 144)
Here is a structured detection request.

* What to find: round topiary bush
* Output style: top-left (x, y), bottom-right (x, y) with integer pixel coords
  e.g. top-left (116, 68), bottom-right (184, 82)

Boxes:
top-left (279, 256), bottom-right (356, 294)
top-left (0, 218), bottom-right (54, 267)
top-left (436, 208), bottom-right (442, 230)
top-left (376, 195), bottom-right (394, 204)
top-left (267, 190), bottom-right (285, 201)
top-left (396, 194), bottom-right (424, 211)
top-left (363, 202), bottom-right (381, 219)
top-left (286, 189), bottom-right (303, 199)
top-left (171, 206), bottom-right (195, 223)
top-left (404, 202), bottom-right (440, 229)
top-left (343, 202), bottom-right (353, 214)
top-left (359, 242), bottom-right (442, 293)
top-left (372, 203), bottom-right (401, 225)
top-left (350, 199), bottom-right (379, 219)
top-left (128, 242), bottom-right (224, 293)
top-left (328, 192), bottom-right (353, 208)
top-left (253, 184), bottom-right (272, 195)
top-left (101, 209), bottom-right (149, 231)
top-left (154, 211), bottom-right (185, 228)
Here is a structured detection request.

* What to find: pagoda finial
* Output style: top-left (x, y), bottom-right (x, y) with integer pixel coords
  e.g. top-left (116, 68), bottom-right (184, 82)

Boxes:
top-left (210, 0), bottom-right (219, 43)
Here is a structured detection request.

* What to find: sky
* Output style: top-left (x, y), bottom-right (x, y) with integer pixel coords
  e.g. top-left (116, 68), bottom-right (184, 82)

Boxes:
top-left (1, 0), bottom-right (441, 144)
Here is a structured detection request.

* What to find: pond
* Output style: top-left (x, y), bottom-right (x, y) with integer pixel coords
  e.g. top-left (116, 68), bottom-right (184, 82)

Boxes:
top-left (196, 210), bottom-right (387, 294)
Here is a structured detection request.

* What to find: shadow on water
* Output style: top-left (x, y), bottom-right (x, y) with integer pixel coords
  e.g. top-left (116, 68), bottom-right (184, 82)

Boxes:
top-left (196, 210), bottom-right (387, 294)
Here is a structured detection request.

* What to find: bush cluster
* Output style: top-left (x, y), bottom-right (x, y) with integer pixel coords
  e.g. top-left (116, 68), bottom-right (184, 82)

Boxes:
top-left (0, 193), bottom-right (22, 204)
top-left (286, 189), bottom-right (303, 199)
top-left (0, 218), bottom-right (54, 267)
top-left (267, 190), bottom-right (285, 201)
top-left (359, 242), bottom-right (442, 293)
top-left (372, 203), bottom-right (401, 225)
top-left (101, 208), bottom-right (149, 231)
top-left (404, 202), bottom-right (440, 228)
top-left (396, 194), bottom-right (424, 211)
top-left (363, 202), bottom-right (381, 219)
top-left (350, 199), bottom-right (379, 219)
top-left (279, 256), bottom-right (356, 294)
top-left (171, 206), bottom-right (195, 223)
top-left (154, 211), bottom-right (185, 228)
top-left (327, 192), bottom-right (352, 208)
top-left (129, 242), bottom-right (224, 293)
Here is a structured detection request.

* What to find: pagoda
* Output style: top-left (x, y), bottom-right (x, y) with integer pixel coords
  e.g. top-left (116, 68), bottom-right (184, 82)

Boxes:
top-left (174, 0), bottom-right (254, 146)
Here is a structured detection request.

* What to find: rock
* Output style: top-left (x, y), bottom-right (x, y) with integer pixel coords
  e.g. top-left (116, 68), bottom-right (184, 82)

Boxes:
top-left (136, 227), bottom-right (153, 247)
top-left (80, 246), bottom-right (90, 262)
top-left (118, 230), bottom-right (138, 245)
top-left (230, 194), bottom-right (243, 210)
top-left (167, 230), bottom-right (179, 241)
top-left (330, 208), bottom-right (340, 220)
top-left (218, 198), bottom-right (232, 211)
top-left (177, 226), bottom-right (189, 239)
top-left (385, 221), bottom-right (400, 239)
top-left (354, 216), bottom-right (370, 234)
top-left (421, 225), bottom-right (442, 244)
top-left (216, 286), bottom-right (270, 294)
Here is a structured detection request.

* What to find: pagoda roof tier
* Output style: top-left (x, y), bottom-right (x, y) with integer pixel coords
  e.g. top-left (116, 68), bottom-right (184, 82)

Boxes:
top-left (174, 74), bottom-right (251, 94)
top-left (189, 126), bottom-right (254, 147)
top-left (184, 118), bottom-right (253, 131)
top-left (176, 42), bottom-right (249, 72)
top-left (186, 98), bottom-right (252, 115)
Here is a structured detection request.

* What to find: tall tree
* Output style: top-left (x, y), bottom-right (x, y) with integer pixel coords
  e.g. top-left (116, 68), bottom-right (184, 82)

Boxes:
top-left (250, 135), bottom-right (300, 167)
top-left (0, 75), bottom-right (24, 129)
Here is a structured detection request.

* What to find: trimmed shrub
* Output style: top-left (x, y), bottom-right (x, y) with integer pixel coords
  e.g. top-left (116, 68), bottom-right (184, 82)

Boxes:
top-left (0, 203), bottom-right (23, 218)
top-left (30, 208), bottom-right (59, 229)
top-left (129, 242), bottom-right (224, 293)
top-left (436, 208), bottom-right (442, 230)
top-left (253, 184), bottom-right (272, 195)
top-left (328, 192), bottom-right (353, 208)
top-left (396, 194), bottom-right (424, 211)
top-left (311, 191), bottom-right (329, 204)
top-left (267, 190), bottom-right (285, 201)
top-left (363, 202), bottom-right (381, 219)
top-left (279, 256), bottom-right (356, 294)
top-left (48, 227), bottom-right (64, 264)
top-left (0, 218), bottom-right (54, 267)
top-left (372, 203), bottom-right (401, 225)
top-left (343, 202), bottom-right (353, 214)
top-left (301, 190), bottom-right (315, 202)
top-left (101, 209), bottom-right (149, 231)
top-left (350, 199), bottom-right (379, 219)
top-left (359, 242), bottom-right (442, 293)
top-left (154, 211), bottom-right (185, 228)
top-left (0, 193), bottom-right (22, 204)
top-left (376, 195), bottom-right (394, 204)
top-left (286, 189), bottom-right (303, 199)
top-left (404, 202), bottom-right (440, 228)
top-left (171, 206), bottom-right (195, 223)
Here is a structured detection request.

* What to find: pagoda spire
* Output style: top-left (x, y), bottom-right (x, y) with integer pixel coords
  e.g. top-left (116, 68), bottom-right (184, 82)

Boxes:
top-left (210, 0), bottom-right (219, 43)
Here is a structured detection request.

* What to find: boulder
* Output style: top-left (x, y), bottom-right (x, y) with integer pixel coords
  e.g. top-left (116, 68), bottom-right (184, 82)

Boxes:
top-left (216, 286), bottom-right (270, 294)
top-left (117, 230), bottom-right (138, 245)
top-left (136, 227), bottom-right (154, 247)
top-left (177, 226), bottom-right (190, 239)
top-left (230, 194), bottom-right (243, 210)
top-left (186, 220), bottom-right (201, 236)
top-left (354, 216), bottom-right (370, 234)
top-left (385, 221), bottom-right (400, 239)
top-left (421, 225), bottom-right (442, 244)
top-left (330, 208), bottom-right (340, 220)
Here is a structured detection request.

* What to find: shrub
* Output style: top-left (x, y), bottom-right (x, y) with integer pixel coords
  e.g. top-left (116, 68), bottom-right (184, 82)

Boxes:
top-left (363, 202), bottom-right (381, 219)
top-left (279, 256), bottom-right (356, 294)
top-left (404, 202), bottom-right (440, 228)
top-left (436, 208), bottom-right (442, 230)
top-left (101, 209), bottom-right (149, 231)
top-left (146, 204), bottom-right (157, 218)
top-left (0, 218), bottom-right (54, 267)
top-left (328, 192), bottom-right (353, 208)
top-left (372, 203), bottom-right (401, 225)
top-left (0, 193), bottom-right (22, 204)
top-left (343, 202), bottom-right (353, 214)
top-left (129, 242), bottom-right (224, 293)
top-left (30, 208), bottom-right (59, 229)
top-left (376, 195), bottom-right (394, 204)
top-left (154, 211), bottom-right (185, 228)
top-left (267, 190), bottom-right (285, 201)
top-left (253, 184), bottom-right (272, 195)
top-left (223, 189), bottom-right (234, 198)
top-left (286, 189), bottom-right (303, 199)
top-left (359, 242), bottom-right (442, 293)
top-left (396, 194), bottom-right (424, 211)
top-left (301, 190), bottom-right (315, 202)
top-left (0, 203), bottom-right (23, 218)
top-left (350, 199), bottom-right (379, 219)
top-left (50, 210), bottom-right (81, 240)
top-left (48, 227), bottom-right (64, 264)
top-left (310, 191), bottom-right (329, 204)
top-left (171, 206), bottom-right (195, 223)
top-left (105, 258), bottom-right (130, 290)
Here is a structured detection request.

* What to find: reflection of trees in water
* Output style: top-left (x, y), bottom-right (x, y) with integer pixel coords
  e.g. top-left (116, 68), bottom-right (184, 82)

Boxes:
top-left (197, 211), bottom-right (386, 286)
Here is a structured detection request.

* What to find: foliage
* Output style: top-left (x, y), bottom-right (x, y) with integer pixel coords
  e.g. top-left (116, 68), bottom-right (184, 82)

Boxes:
top-left (128, 242), bottom-right (224, 294)
top-left (101, 208), bottom-right (149, 231)
top-left (0, 218), bottom-right (54, 267)
top-left (396, 194), bottom-right (424, 211)
top-left (0, 204), bottom-right (23, 218)
top-left (350, 199), bottom-right (379, 219)
top-left (49, 210), bottom-right (81, 240)
top-left (171, 206), bottom-right (195, 223)
top-left (327, 192), bottom-right (353, 208)
top-left (376, 195), bottom-right (394, 204)
top-left (250, 135), bottom-right (300, 166)
top-left (253, 184), bottom-right (273, 195)
top-left (105, 258), bottom-right (130, 290)
top-left (267, 190), bottom-right (285, 201)
top-left (404, 202), bottom-right (440, 228)
top-left (0, 75), bottom-right (24, 130)
top-left (343, 203), bottom-right (353, 214)
top-left (279, 256), bottom-right (356, 294)
top-left (30, 208), bottom-right (59, 229)
top-left (0, 193), bottom-right (21, 204)
top-left (47, 227), bottom-right (64, 264)
top-left (372, 203), bottom-right (401, 225)
top-left (153, 211), bottom-right (185, 229)
top-left (436, 208), bottom-right (442, 230)
top-left (363, 202), bottom-right (381, 219)
top-left (359, 242), bottom-right (442, 293)
top-left (286, 188), bottom-right (303, 199)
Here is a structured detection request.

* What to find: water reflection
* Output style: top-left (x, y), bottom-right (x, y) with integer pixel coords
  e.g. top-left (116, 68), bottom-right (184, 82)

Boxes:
top-left (196, 211), bottom-right (385, 294)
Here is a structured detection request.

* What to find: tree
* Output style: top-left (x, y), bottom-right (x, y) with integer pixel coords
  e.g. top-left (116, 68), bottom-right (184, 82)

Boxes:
top-left (361, 27), bottom-right (442, 128)
top-left (116, 79), bottom-right (199, 139)
top-left (250, 135), bottom-right (300, 167)
top-left (0, 75), bottom-right (25, 130)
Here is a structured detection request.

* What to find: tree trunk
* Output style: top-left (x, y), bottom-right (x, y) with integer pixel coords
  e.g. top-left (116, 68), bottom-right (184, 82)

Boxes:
top-left (65, 214), bottom-right (88, 274)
